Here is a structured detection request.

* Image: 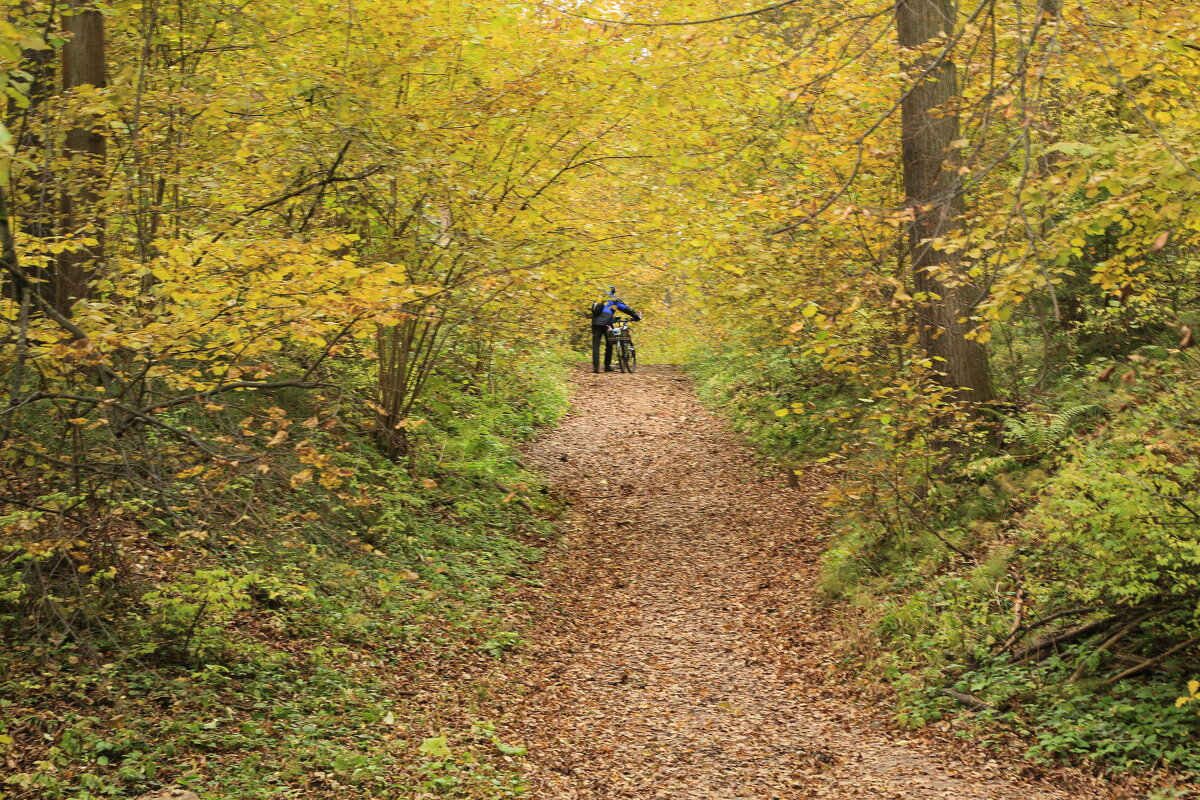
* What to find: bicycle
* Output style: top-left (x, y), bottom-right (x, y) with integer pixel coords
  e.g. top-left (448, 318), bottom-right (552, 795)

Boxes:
top-left (605, 318), bottom-right (638, 373)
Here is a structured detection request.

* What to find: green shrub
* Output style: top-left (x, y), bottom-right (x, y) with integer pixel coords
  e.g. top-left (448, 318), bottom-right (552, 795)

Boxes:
top-left (689, 330), bottom-right (1200, 776)
top-left (2, 342), bottom-right (569, 798)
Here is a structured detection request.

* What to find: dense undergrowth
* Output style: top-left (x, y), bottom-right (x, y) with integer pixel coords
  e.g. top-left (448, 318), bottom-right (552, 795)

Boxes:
top-left (0, 348), bottom-right (568, 800)
top-left (690, 323), bottom-right (1200, 781)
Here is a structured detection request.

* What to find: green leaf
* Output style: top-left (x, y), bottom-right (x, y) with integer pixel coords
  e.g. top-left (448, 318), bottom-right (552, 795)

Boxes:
top-left (492, 737), bottom-right (528, 756)
top-left (418, 736), bottom-right (451, 758)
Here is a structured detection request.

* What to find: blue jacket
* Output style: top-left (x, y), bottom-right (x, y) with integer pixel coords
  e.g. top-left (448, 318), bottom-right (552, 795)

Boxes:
top-left (592, 298), bottom-right (640, 327)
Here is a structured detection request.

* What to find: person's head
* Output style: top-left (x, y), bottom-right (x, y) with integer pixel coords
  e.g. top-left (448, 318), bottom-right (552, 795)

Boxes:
top-left (603, 285), bottom-right (617, 298)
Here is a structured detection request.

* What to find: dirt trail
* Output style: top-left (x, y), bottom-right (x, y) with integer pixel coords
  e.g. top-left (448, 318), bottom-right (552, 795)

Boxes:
top-left (512, 365), bottom-right (1119, 800)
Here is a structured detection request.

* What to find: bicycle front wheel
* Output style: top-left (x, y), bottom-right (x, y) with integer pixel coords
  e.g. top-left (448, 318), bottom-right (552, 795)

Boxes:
top-left (625, 342), bottom-right (637, 373)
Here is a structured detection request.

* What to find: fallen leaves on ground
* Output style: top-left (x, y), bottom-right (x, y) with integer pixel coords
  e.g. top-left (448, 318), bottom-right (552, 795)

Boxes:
top-left (507, 365), bottom-right (1136, 800)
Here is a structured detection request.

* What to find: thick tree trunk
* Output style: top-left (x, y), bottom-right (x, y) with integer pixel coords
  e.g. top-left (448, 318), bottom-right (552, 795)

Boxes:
top-left (57, 0), bottom-right (106, 312)
top-left (896, 0), bottom-right (993, 403)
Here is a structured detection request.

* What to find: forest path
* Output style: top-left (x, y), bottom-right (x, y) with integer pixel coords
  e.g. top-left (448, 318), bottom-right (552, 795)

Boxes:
top-left (511, 365), bottom-right (1116, 800)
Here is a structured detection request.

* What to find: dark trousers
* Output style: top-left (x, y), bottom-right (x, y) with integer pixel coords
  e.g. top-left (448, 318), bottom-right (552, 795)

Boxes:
top-left (591, 326), bottom-right (614, 372)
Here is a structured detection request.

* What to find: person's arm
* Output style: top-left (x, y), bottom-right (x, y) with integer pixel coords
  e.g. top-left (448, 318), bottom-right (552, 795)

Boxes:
top-left (616, 302), bottom-right (642, 321)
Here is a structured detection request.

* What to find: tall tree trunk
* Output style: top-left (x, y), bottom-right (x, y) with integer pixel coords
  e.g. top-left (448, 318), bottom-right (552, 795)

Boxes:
top-left (896, 0), bottom-right (993, 403)
top-left (57, 0), bottom-right (106, 313)
top-left (5, 2), bottom-right (57, 301)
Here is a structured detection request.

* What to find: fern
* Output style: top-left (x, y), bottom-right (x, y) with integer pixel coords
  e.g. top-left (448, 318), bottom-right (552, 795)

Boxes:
top-left (1004, 404), bottom-right (1101, 454)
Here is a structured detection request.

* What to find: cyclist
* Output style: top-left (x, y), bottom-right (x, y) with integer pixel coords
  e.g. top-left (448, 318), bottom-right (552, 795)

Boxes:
top-left (590, 286), bottom-right (641, 373)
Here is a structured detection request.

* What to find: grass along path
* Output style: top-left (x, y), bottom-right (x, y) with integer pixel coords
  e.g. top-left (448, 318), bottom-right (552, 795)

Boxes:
top-left (509, 365), bottom-right (1124, 800)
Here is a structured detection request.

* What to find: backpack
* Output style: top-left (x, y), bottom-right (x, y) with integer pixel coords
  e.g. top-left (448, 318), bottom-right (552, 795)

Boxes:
top-left (591, 300), bottom-right (614, 326)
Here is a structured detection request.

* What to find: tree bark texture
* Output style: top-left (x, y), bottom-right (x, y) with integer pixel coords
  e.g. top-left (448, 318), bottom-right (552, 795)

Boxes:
top-left (57, 0), bottom-right (107, 312)
top-left (896, 0), bottom-right (994, 403)
top-left (1038, 0), bottom-right (1062, 17)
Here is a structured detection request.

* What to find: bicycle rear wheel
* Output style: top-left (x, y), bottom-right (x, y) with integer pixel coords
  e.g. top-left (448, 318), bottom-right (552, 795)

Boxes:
top-left (617, 341), bottom-right (631, 373)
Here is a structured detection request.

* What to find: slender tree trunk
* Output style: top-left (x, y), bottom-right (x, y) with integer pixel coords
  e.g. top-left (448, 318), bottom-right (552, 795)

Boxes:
top-left (56, 0), bottom-right (106, 313)
top-left (896, 0), bottom-right (993, 402)
top-left (19, 42), bottom-right (56, 242)
top-left (376, 322), bottom-right (413, 460)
